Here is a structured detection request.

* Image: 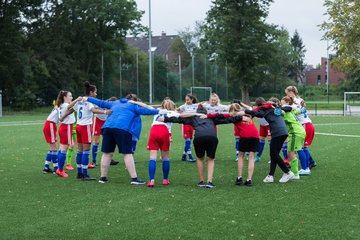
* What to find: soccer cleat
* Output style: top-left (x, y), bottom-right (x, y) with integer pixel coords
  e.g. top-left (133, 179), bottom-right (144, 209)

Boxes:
top-left (255, 156), bottom-right (260, 162)
top-left (98, 177), bottom-right (108, 183)
top-left (279, 171), bottom-right (295, 183)
top-left (309, 161), bottom-right (317, 169)
top-left (76, 173), bottom-right (83, 179)
top-left (244, 180), bottom-right (253, 186)
top-left (81, 174), bottom-right (96, 181)
top-left (110, 159), bottom-right (119, 165)
top-left (235, 157), bottom-right (238, 162)
top-left (43, 168), bottom-right (53, 174)
top-left (187, 158), bottom-right (196, 163)
top-left (162, 179), bottom-right (170, 185)
top-left (197, 181), bottom-right (206, 187)
top-left (56, 169), bottom-right (68, 178)
top-left (298, 168), bottom-right (311, 176)
top-left (292, 174), bottom-right (300, 180)
top-left (130, 178), bottom-right (145, 185)
top-left (206, 182), bottom-right (216, 188)
top-left (147, 180), bottom-right (155, 188)
top-left (88, 163), bottom-right (95, 169)
top-left (181, 154), bottom-right (187, 161)
top-left (263, 175), bottom-right (274, 183)
top-left (65, 164), bottom-right (74, 171)
top-left (235, 177), bottom-right (243, 186)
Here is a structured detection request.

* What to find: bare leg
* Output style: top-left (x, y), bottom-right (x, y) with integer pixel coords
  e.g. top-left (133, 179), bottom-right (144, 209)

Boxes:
top-left (100, 152), bottom-right (113, 177)
top-left (196, 157), bottom-right (205, 182)
top-left (237, 152), bottom-right (245, 177)
top-left (124, 154), bottom-right (137, 178)
top-left (247, 152), bottom-right (255, 180)
top-left (207, 157), bottom-right (215, 182)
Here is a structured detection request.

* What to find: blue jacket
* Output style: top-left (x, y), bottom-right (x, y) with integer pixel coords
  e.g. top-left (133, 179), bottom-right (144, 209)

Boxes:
top-left (88, 97), bottom-right (159, 140)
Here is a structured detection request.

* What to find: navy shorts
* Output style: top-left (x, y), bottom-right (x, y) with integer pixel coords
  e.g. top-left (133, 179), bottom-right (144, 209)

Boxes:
top-left (239, 137), bottom-right (260, 153)
top-left (101, 128), bottom-right (133, 154)
top-left (193, 136), bottom-right (219, 159)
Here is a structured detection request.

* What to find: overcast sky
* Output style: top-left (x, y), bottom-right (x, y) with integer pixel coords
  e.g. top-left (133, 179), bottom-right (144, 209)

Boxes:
top-left (135, 0), bottom-right (329, 66)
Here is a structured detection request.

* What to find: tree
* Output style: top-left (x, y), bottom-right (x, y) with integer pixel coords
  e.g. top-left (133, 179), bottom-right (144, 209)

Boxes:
top-left (320, 0), bottom-right (360, 73)
top-left (288, 30), bottom-right (306, 84)
top-left (202, 0), bottom-right (275, 103)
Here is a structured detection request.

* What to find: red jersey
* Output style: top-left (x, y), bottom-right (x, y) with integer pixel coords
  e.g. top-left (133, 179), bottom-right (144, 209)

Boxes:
top-left (207, 113), bottom-right (259, 138)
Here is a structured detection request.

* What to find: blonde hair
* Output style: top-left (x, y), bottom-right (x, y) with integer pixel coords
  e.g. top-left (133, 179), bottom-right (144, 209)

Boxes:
top-left (229, 103), bottom-right (241, 116)
top-left (209, 93), bottom-right (220, 105)
top-left (285, 86), bottom-right (299, 96)
top-left (161, 99), bottom-right (176, 111)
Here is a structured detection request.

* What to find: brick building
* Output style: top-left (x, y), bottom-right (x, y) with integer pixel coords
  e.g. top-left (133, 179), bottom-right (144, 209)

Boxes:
top-left (305, 57), bottom-right (347, 86)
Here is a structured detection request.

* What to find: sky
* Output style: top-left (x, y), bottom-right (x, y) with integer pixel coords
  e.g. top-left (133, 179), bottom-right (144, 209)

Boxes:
top-left (135, 0), bottom-right (329, 66)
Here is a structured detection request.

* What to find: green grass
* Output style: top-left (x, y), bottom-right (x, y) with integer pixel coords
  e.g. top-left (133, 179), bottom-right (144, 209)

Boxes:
top-left (0, 114), bottom-right (360, 239)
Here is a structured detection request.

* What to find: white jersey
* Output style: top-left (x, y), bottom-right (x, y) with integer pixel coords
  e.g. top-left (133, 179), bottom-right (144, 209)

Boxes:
top-left (203, 103), bottom-right (229, 114)
top-left (94, 105), bottom-right (107, 121)
top-left (59, 103), bottom-right (76, 124)
top-left (151, 111), bottom-right (180, 132)
top-left (292, 96), bottom-right (312, 124)
top-left (46, 107), bottom-right (59, 123)
top-left (74, 101), bottom-right (95, 125)
top-left (179, 103), bottom-right (198, 113)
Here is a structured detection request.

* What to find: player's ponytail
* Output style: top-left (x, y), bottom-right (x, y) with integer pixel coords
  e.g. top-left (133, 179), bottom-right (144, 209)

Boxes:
top-left (56, 90), bottom-right (68, 107)
top-left (84, 81), bottom-right (96, 96)
top-left (281, 96), bottom-right (294, 105)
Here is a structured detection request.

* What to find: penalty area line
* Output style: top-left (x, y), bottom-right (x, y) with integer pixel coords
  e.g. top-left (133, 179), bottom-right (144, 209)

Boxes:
top-left (316, 132), bottom-right (360, 138)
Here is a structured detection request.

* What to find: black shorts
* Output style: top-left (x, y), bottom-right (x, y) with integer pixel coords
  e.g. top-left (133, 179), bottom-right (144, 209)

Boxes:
top-left (239, 137), bottom-right (259, 153)
top-left (101, 128), bottom-right (133, 154)
top-left (193, 136), bottom-right (219, 159)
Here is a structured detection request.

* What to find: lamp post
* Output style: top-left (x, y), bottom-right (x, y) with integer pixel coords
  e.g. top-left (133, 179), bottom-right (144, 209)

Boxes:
top-left (148, 0), bottom-right (153, 104)
top-left (326, 40), bottom-right (330, 104)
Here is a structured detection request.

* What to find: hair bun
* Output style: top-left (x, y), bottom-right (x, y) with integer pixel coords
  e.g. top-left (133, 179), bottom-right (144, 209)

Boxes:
top-left (84, 81), bottom-right (90, 88)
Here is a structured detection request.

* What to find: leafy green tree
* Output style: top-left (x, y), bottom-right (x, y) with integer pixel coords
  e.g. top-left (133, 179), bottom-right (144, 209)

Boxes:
top-left (202, 0), bottom-right (275, 103)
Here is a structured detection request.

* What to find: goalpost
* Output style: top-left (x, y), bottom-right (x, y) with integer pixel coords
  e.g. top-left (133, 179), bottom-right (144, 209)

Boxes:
top-left (190, 87), bottom-right (212, 102)
top-left (343, 92), bottom-right (360, 116)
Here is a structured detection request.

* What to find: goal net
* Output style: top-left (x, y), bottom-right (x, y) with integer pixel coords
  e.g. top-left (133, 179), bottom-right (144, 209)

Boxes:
top-left (343, 92), bottom-right (360, 116)
top-left (190, 87), bottom-right (212, 102)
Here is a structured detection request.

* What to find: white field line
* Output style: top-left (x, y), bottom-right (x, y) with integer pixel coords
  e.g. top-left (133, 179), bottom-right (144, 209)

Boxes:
top-left (0, 120), bottom-right (43, 127)
top-left (316, 132), bottom-right (360, 138)
top-left (314, 123), bottom-right (360, 126)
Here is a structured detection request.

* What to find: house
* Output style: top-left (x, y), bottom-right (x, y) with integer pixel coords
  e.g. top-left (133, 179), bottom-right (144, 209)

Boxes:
top-left (305, 57), bottom-right (347, 86)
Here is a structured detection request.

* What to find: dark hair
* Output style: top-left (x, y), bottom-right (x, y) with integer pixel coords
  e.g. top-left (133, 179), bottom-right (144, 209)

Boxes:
top-left (125, 93), bottom-right (140, 102)
top-left (84, 81), bottom-right (96, 96)
top-left (231, 99), bottom-right (242, 104)
top-left (56, 90), bottom-right (69, 107)
top-left (196, 104), bottom-right (207, 114)
top-left (186, 94), bottom-right (198, 104)
top-left (255, 97), bottom-right (266, 106)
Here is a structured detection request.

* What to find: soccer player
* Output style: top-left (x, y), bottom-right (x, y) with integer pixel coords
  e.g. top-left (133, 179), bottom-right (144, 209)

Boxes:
top-left (56, 91), bottom-right (78, 178)
top-left (65, 112), bottom-right (77, 171)
top-left (42, 96), bottom-right (60, 174)
top-left (203, 93), bottom-right (229, 114)
top-left (279, 96), bottom-right (307, 180)
top-left (162, 104), bottom-right (247, 188)
top-left (245, 98), bottom-right (296, 183)
top-left (144, 99), bottom-right (178, 187)
top-left (285, 86), bottom-right (316, 174)
top-left (178, 94), bottom-right (198, 162)
top-left (72, 81), bottom-right (111, 181)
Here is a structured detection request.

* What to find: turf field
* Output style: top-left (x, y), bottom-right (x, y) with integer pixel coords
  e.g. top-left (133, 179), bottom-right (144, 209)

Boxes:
top-left (0, 114), bottom-right (359, 239)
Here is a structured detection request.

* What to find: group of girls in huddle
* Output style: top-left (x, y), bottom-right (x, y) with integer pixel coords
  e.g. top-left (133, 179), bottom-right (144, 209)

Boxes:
top-left (42, 84), bottom-right (316, 188)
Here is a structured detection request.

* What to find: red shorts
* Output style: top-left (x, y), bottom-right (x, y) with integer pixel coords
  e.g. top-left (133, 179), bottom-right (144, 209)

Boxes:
top-left (59, 124), bottom-right (73, 145)
top-left (93, 118), bottom-right (105, 136)
top-left (147, 125), bottom-right (170, 151)
top-left (43, 120), bottom-right (57, 144)
top-left (181, 124), bottom-right (194, 139)
top-left (303, 122), bottom-right (315, 147)
top-left (259, 125), bottom-right (271, 138)
top-left (76, 124), bottom-right (92, 144)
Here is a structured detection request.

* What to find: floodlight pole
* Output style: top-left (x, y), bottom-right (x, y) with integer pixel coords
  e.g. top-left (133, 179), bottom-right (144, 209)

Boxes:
top-left (327, 40), bottom-right (330, 104)
top-left (119, 50), bottom-right (122, 97)
top-left (179, 54), bottom-right (182, 101)
top-left (192, 53), bottom-right (195, 87)
top-left (148, 0), bottom-right (153, 104)
top-left (101, 48), bottom-right (104, 99)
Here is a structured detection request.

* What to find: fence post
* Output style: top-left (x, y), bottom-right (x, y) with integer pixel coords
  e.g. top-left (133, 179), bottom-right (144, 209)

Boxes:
top-left (315, 103), bottom-right (317, 116)
top-left (0, 90), bottom-right (2, 117)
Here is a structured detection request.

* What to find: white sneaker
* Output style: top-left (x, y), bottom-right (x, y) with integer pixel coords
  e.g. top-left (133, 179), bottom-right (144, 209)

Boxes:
top-left (298, 168), bottom-right (311, 176)
top-left (279, 171), bottom-right (295, 183)
top-left (292, 174), bottom-right (300, 180)
top-left (263, 175), bottom-right (274, 183)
